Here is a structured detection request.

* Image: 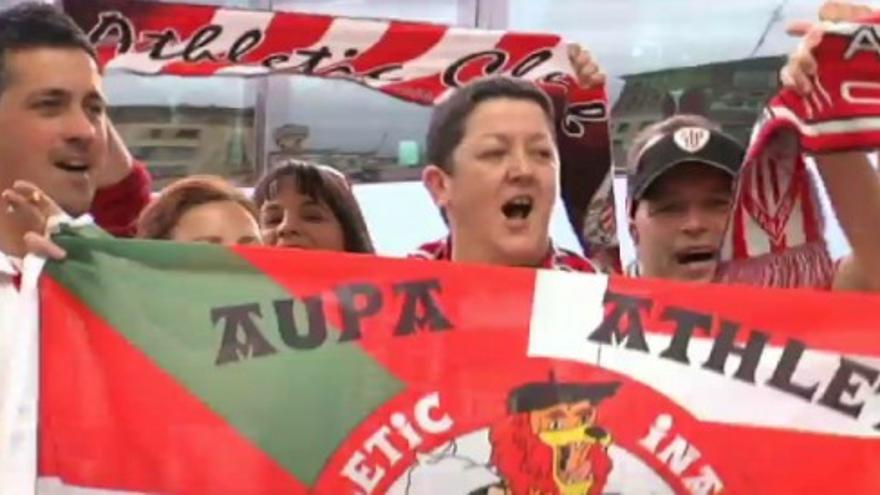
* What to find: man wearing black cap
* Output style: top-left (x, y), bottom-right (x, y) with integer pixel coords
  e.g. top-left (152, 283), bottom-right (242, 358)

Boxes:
top-left (622, 1), bottom-right (880, 292)
top-left (484, 378), bottom-right (620, 495)
top-left (625, 115), bottom-right (742, 282)
top-left (625, 40), bottom-right (880, 291)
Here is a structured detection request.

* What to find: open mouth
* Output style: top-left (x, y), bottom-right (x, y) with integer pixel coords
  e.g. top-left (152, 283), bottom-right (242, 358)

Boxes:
top-left (501, 195), bottom-right (533, 220)
top-left (556, 441), bottom-right (594, 485)
top-left (675, 250), bottom-right (717, 265)
top-left (54, 160), bottom-right (89, 173)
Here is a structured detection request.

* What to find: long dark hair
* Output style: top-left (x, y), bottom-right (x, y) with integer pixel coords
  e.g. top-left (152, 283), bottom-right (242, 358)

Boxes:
top-left (252, 160), bottom-right (375, 254)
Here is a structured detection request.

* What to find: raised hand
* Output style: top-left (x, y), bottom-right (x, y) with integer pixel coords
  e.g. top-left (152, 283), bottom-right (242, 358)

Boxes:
top-left (1, 181), bottom-right (66, 259)
top-left (567, 43), bottom-right (606, 89)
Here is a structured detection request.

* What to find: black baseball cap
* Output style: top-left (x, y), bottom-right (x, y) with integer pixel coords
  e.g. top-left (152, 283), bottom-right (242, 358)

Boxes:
top-left (627, 125), bottom-right (745, 206)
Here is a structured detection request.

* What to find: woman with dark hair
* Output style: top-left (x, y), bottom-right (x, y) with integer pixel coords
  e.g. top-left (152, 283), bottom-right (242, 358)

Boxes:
top-left (136, 175), bottom-right (261, 246)
top-left (253, 160), bottom-right (374, 254)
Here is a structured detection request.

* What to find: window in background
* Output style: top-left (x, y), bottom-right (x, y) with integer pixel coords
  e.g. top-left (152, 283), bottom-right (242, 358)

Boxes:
top-left (86, 0), bottom-right (484, 188)
top-left (97, 0), bottom-right (268, 188)
top-left (262, 0), bottom-right (469, 184)
top-left (506, 0), bottom-right (825, 168)
top-left (270, 0), bottom-right (463, 24)
top-left (264, 76), bottom-right (431, 184)
top-left (106, 78), bottom-right (259, 189)
top-left (271, 0), bottom-right (464, 24)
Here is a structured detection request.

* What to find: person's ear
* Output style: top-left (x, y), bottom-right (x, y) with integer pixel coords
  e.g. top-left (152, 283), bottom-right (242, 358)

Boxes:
top-left (422, 164), bottom-right (452, 209)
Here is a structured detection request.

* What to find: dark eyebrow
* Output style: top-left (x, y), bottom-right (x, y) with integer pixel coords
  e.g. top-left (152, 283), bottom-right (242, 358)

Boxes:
top-left (30, 88), bottom-right (106, 105)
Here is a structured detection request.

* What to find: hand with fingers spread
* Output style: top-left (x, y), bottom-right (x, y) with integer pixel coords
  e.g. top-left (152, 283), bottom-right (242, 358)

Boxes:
top-left (567, 43), bottom-right (606, 90)
top-left (1, 181), bottom-right (67, 259)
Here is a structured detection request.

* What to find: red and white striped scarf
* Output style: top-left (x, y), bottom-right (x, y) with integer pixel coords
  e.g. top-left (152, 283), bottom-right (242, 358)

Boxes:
top-left (720, 14), bottom-right (880, 289)
top-left (64, 0), bottom-right (613, 252)
top-left (74, 0), bottom-right (575, 103)
top-left (410, 237), bottom-right (598, 273)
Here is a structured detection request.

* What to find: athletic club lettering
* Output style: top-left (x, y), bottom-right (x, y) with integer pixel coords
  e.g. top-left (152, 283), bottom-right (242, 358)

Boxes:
top-left (843, 24), bottom-right (880, 60)
top-left (590, 289), bottom-right (880, 430)
top-left (85, 9), bottom-right (560, 86)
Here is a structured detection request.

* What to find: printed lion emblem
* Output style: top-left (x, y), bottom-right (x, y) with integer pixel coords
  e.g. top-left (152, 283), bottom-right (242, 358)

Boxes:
top-left (484, 378), bottom-right (620, 495)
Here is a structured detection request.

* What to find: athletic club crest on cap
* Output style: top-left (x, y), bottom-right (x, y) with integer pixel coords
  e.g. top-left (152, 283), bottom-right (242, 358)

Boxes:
top-left (673, 126), bottom-right (711, 153)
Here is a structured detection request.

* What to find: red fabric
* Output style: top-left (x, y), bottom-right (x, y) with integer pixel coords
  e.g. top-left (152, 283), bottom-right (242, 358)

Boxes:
top-left (767, 13), bottom-right (880, 153)
top-left (717, 243), bottom-right (837, 290)
top-left (716, 116), bottom-right (837, 290)
top-left (716, 16), bottom-right (880, 289)
top-left (40, 242), bottom-right (880, 493)
top-left (89, 161), bottom-right (152, 238)
top-left (40, 277), bottom-right (309, 494)
top-left (541, 81), bottom-right (613, 254)
top-left (410, 236), bottom-right (598, 273)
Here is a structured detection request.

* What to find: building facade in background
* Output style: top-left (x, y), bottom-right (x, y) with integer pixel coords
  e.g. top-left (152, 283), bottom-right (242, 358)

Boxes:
top-left (111, 106), bottom-right (257, 187)
top-left (611, 56), bottom-right (784, 170)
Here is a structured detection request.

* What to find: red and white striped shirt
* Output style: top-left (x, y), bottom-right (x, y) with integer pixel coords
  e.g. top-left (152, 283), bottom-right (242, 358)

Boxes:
top-left (626, 243), bottom-right (837, 290)
top-left (410, 237), bottom-right (599, 273)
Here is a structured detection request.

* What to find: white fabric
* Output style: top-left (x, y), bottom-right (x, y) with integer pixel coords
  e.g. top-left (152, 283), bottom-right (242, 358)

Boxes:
top-left (0, 253), bottom-right (44, 494)
top-left (0, 211), bottom-right (82, 494)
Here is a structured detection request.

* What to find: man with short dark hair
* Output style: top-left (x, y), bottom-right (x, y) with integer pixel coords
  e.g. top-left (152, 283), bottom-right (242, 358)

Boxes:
top-left (415, 76), bottom-right (595, 271)
top-left (0, 2), bottom-right (150, 258)
top-left (626, 85), bottom-right (880, 292)
top-left (413, 44), bottom-right (606, 272)
top-left (624, 115), bottom-right (744, 281)
top-left (0, 3), bottom-right (150, 490)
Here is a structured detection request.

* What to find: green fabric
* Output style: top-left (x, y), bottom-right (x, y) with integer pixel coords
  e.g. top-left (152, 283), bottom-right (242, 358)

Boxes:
top-left (46, 233), bottom-right (404, 484)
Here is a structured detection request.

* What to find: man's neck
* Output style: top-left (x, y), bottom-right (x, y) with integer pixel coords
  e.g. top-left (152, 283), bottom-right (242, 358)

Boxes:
top-left (449, 235), bottom-right (548, 268)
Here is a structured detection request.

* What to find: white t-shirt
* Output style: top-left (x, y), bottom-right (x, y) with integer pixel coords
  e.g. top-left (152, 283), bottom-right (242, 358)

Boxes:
top-left (0, 253), bottom-right (42, 493)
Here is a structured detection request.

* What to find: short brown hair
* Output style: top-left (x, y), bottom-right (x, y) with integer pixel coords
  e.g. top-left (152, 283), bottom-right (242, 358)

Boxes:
top-left (0, 3), bottom-right (98, 94)
top-left (426, 76), bottom-right (555, 173)
top-left (626, 114), bottom-right (722, 173)
top-left (136, 175), bottom-right (258, 240)
top-left (252, 160), bottom-right (375, 254)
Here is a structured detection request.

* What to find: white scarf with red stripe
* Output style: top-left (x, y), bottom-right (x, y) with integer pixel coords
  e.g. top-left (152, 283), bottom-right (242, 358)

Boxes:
top-left (70, 0), bottom-right (583, 105)
top-left (65, 0), bottom-right (613, 253)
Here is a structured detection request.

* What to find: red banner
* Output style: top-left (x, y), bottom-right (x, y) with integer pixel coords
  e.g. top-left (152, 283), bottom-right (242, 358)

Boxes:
top-left (36, 236), bottom-right (880, 494)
